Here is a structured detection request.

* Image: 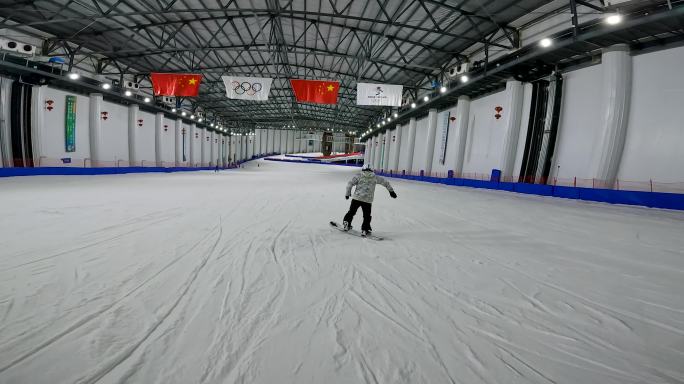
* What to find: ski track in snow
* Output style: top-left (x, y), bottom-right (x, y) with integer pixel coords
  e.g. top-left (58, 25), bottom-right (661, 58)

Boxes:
top-left (1, 160), bottom-right (683, 384)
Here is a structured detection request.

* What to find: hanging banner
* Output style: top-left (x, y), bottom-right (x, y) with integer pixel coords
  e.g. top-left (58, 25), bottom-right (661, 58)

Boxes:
top-left (65, 95), bottom-right (77, 152)
top-left (439, 111), bottom-right (451, 165)
top-left (222, 76), bottom-right (273, 101)
top-left (290, 79), bottom-right (339, 104)
top-left (356, 83), bottom-right (403, 106)
top-left (150, 73), bottom-right (202, 97)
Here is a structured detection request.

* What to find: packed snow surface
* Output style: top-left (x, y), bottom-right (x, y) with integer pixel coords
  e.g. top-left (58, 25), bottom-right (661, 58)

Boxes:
top-left (1, 160), bottom-right (683, 384)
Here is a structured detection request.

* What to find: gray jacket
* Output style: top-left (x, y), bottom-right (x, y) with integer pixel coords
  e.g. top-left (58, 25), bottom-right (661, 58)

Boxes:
top-left (346, 171), bottom-right (394, 204)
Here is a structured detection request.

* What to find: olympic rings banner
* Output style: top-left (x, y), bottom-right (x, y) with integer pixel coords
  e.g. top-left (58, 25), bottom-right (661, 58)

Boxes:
top-left (221, 76), bottom-right (273, 101)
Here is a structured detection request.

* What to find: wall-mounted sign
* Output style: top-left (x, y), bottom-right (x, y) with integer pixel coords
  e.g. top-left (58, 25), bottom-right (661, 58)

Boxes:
top-left (65, 95), bottom-right (77, 152)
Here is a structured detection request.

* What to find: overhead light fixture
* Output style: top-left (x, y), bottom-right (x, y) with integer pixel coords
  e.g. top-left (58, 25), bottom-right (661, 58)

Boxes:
top-left (539, 38), bottom-right (552, 48)
top-left (124, 90), bottom-right (133, 97)
top-left (143, 97), bottom-right (150, 103)
top-left (411, 102), bottom-right (416, 108)
top-left (381, 121), bottom-right (386, 126)
top-left (190, 114), bottom-right (195, 119)
top-left (198, 118), bottom-right (203, 122)
top-left (460, 75), bottom-right (469, 83)
top-left (393, 113), bottom-right (398, 118)
top-left (605, 14), bottom-right (622, 25)
top-left (181, 111), bottom-right (187, 116)
top-left (67, 73), bottom-right (80, 80)
top-left (210, 123), bottom-right (214, 127)
top-left (387, 117), bottom-right (392, 122)
top-left (376, 124), bottom-right (380, 128)
top-left (101, 83), bottom-right (111, 90)
top-left (440, 86), bottom-right (447, 93)
top-left (171, 108), bottom-right (177, 113)
top-left (423, 95), bottom-right (429, 102)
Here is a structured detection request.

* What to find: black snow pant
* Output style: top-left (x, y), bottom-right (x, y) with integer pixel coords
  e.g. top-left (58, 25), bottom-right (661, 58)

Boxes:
top-left (343, 199), bottom-right (372, 231)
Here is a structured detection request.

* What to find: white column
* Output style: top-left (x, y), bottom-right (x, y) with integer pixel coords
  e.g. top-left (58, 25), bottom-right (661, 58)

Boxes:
top-left (405, 117), bottom-right (417, 173)
top-left (383, 129), bottom-right (392, 172)
top-left (89, 93), bottom-right (103, 166)
top-left (364, 138), bottom-right (371, 165)
top-left (391, 124), bottom-right (403, 173)
top-left (374, 132), bottom-right (383, 170)
top-left (174, 119), bottom-right (182, 166)
top-left (366, 137), bottom-right (374, 168)
top-left (211, 131), bottom-right (217, 166)
top-left (199, 128), bottom-right (206, 166)
top-left (188, 123), bottom-right (194, 166)
top-left (286, 130), bottom-right (293, 153)
top-left (424, 109), bottom-right (438, 175)
top-left (228, 136), bottom-right (234, 164)
top-left (500, 80), bottom-right (525, 179)
top-left (282, 130), bottom-right (287, 153)
top-left (593, 44), bottom-right (632, 188)
top-left (30, 85), bottom-right (45, 167)
top-left (128, 104), bottom-right (139, 165)
top-left (255, 129), bottom-right (261, 156)
top-left (155, 112), bottom-right (163, 166)
top-left (452, 95), bottom-right (471, 177)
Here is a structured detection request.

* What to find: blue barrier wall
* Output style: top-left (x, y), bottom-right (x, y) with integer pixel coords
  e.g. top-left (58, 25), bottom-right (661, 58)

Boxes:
top-left (373, 172), bottom-right (684, 211)
top-left (0, 154), bottom-right (276, 178)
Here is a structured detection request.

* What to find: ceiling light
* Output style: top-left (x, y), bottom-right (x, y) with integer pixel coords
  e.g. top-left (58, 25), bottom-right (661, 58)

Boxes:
top-left (101, 83), bottom-right (111, 90)
top-left (460, 75), bottom-right (469, 83)
top-left (423, 95), bottom-right (429, 102)
top-left (124, 90), bottom-right (133, 97)
top-left (605, 14), bottom-right (622, 25)
top-left (393, 113), bottom-right (398, 118)
top-left (68, 73), bottom-right (80, 80)
top-left (190, 114), bottom-right (195, 119)
top-left (143, 97), bottom-right (150, 103)
top-left (181, 111), bottom-right (187, 116)
top-left (387, 117), bottom-right (392, 122)
top-left (376, 124), bottom-right (380, 128)
top-left (198, 118), bottom-right (203, 122)
top-left (411, 102), bottom-right (416, 108)
top-left (539, 38), bottom-right (552, 48)
top-left (210, 123), bottom-right (214, 127)
top-left (171, 108), bottom-right (177, 113)
top-left (440, 86), bottom-right (447, 93)
top-left (381, 121), bottom-right (386, 126)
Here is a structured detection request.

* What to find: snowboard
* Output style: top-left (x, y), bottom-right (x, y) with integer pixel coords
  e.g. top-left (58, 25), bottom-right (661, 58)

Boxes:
top-left (329, 221), bottom-right (384, 241)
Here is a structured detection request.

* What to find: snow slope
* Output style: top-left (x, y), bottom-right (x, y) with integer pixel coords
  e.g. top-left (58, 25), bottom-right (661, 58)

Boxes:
top-left (1, 160), bottom-right (683, 384)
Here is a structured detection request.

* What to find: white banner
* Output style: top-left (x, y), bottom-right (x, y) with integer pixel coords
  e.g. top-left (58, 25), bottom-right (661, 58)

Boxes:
top-left (222, 76), bottom-right (273, 101)
top-left (356, 83), bottom-right (403, 106)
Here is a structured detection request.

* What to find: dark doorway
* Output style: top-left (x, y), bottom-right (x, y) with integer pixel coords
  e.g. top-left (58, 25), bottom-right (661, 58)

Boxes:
top-left (518, 74), bottom-right (562, 184)
top-left (10, 82), bottom-right (34, 167)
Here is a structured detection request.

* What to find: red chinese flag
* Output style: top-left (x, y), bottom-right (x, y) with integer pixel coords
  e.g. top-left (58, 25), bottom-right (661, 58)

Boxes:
top-left (290, 79), bottom-right (339, 104)
top-left (150, 73), bottom-right (203, 97)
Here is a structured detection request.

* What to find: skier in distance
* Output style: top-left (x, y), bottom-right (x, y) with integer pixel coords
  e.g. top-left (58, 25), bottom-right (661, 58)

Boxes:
top-left (343, 164), bottom-right (397, 237)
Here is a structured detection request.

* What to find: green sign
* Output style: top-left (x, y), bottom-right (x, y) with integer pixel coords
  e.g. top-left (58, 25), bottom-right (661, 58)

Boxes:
top-left (65, 95), bottom-right (76, 152)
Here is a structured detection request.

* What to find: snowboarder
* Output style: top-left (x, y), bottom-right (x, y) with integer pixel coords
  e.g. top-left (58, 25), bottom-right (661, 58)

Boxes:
top-left (343, 164), bottom-right (397, 237)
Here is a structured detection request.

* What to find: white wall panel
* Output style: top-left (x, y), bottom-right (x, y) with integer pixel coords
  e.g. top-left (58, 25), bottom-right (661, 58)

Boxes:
top-left (161, 117), bottom-right (175, 164)
top-left (135, 111), bottom-right (156, 165)
top-left (552, 65), bottom-right (604, 180)
top-left (411, 117), bottom-right (429, 173)
top-left (40, 87), bottom-right (91, 164)
top-left (100, 100), bottom-right (128, 164)
top-left (618, 46), bottom-right (684, 183)
top-left (461, 90), bottom-right (508, 176)
top-left (431, 107), bottom-right (459, 175)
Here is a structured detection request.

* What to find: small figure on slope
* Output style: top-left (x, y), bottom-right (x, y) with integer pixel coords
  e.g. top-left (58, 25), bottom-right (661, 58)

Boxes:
top-left (343, 164), bottom-right (397, 237)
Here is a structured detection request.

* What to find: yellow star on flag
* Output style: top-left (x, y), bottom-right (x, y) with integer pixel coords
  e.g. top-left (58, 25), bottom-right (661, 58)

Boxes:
top-left (327, 84), bottom-right (334, 92)
top-left (188, 78), bottom-right (197, 85)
